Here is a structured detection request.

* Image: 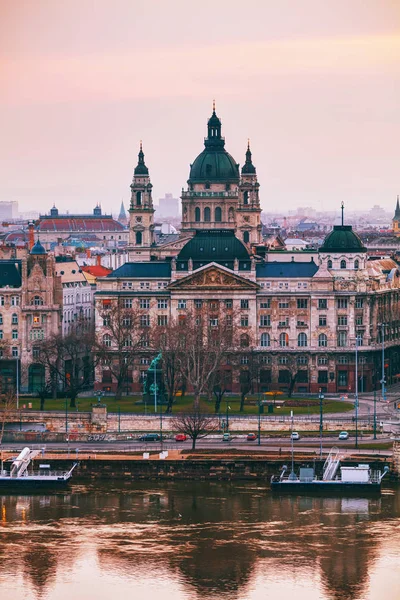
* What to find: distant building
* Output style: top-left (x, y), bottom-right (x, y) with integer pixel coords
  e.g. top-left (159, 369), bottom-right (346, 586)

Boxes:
top-left (117, 201), bottom-right (128, 226)
top-left (37, 204), bottom-right (128, 247)
top-left (392, 196), bottom-right (400, 236)
top-left (0, 201), bottom-right (18, 221)
top-left (157, 193), bottom-right (180, 218)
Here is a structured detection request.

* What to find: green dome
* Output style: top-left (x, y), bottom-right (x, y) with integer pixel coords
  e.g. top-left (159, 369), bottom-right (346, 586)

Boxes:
top-left (178, 230), bottom-right (249, 262)
top-left (319, 225), bottom-right (366, 253)
top-left (189, 149), bottom-right (240, 183)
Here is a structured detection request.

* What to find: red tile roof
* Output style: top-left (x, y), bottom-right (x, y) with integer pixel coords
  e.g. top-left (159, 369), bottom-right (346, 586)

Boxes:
top-left (39, 217), bottom-right (125, 232)
top-left (81, 265), bottom-right (113, 277)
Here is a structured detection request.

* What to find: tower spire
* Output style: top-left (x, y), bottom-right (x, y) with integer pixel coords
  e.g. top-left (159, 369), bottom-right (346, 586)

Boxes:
top-left (242, 139), bottom-right (256, 174)
top-left (341, 201), bottom-right (344, 226)
top-left (134, 141), bottom-right (148, 175)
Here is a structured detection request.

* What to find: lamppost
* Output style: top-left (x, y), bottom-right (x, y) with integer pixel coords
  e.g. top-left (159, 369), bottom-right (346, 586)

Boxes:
top-left (373, 389), bottom-right (377, 440)
top-left (65, 395), bottom-right (68, 434)
top-left (379, 323), bottom-right (386, 402)
top-left (118, 405), bottom-right (121, 433)
top-left (319, 388), bottom-right (324, 459)
top-left (15, 354), bottom-right (19, 410)
top-left (226, 401), bottom-right (230, 431)
top-left (355, 336), bottom-right (359, 449)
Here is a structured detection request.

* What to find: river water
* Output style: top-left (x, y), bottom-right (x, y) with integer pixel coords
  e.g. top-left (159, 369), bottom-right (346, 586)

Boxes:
top-left (0, 482), bottom-right (399, 600)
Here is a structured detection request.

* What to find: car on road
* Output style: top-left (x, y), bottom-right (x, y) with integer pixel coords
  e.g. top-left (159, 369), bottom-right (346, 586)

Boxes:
top-left (290, 432), bottom-right (301, 441)
top-left (138, 433), bottom-right (161, 442)
top-left (175, 434), bottom-right (187, 442)
top-left (247, 433), bottom-right (257, 441)
top-left (222, 433), bottom-right (233, 442)
top-left (338, 431), bottom-right (349, 440)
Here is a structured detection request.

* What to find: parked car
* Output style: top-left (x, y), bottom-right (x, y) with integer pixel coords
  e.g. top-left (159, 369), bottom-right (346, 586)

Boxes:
top-left (290, 432), bottom-right (301, 441)
top-left (222, 433), bottom-right (233, 442)
top-left (138, 433), bottom-right (161, 442)
top-left (338, 431), bottom-right (349, 440)
top-left (247, 433), bottom-right (257, 441)
top-left (175, 434), bottom-right (187, 442)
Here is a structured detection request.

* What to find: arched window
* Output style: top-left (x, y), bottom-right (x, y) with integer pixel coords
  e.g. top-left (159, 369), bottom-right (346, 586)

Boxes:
top-left (327, 259), bottom-right (333, 269)
top-left (135, 231), bottom-right (142, 245)
top-left (32, 296), bottom-right (43, 306)
top-left (228, 207), bottom-right (234, 221)
top-left (103, 334), bottom-right (111, 347)
top-left (243, 231), bottom-right (250, 244)
top-left (195, 207), bottom-right (201, 222)
top-left (136, 191), bottom-right (142, 206)
top-left (243, 191), bottom-right (249, 205)
top-left (354, 259), bottom-right (359, 270)
top-left (215, 206), bottom-right (222, 222)
top-left (298, 332), bottom-right (308, 347)
top-left (318, 333), bottom-right (328, 347)
top-left (260, 333), bottom-right (270, 347)
top-left (279, 332), bottom-right (289, 347)
top-left (340, 259), bottom-right (346, 269)
top-left (204, 207), bottom-right (211, 222)
top-left (240, 334), bottom-right (250, 347)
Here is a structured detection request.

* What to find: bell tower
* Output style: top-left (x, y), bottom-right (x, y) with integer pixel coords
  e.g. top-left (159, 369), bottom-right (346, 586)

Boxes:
top-left (128, 142), bottom-right (155, 261)
top-left (237, 141), bottom-right (262, 245)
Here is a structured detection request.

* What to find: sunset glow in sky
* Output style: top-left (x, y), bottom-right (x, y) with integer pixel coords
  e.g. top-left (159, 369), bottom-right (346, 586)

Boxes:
top-left (1, 0), bottom-right (399, 215)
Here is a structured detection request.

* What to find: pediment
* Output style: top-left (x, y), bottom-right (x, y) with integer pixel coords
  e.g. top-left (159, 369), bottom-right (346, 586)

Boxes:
top-left (168, 263), bottom-right (259, 291)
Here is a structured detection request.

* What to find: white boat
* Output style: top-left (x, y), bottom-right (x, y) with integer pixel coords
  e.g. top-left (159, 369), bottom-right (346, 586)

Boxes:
top-left (0, 447), bottom-right (77, 490)
top-left (271, 447), bottom-right (389, 495)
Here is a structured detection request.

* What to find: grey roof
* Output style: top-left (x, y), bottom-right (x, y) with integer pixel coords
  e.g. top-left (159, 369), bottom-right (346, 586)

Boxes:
top-left (107, 262), bottom-right (171, 278)
top-left (256, 261), bottom-right (319, 278)
top-left (0, 260), bottom-right (22, 288)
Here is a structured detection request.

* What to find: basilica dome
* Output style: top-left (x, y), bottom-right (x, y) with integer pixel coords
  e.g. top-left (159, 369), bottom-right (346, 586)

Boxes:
top-left (188, 106), bottom-right (240, 184)
top-left (319, 225), bottom-right (366, 253)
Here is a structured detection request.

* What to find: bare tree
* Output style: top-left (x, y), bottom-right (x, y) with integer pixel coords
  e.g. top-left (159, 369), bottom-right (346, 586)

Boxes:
top-left (95, 300), bottom-right (148, 400)
top-left (176, 304), bottom-right (238, 410)
top-left (38, 321), bottom-right (96, 408)
top-left (152, 318), bottom-right (184, 413)
top-left (0, 386), bottom-right (17, 447)
top-left (172, 411), bottom-right (218, 450)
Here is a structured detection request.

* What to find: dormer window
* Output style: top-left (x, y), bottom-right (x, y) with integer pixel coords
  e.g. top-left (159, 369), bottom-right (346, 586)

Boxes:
top-left (340, 259), bottom-right (346, 269)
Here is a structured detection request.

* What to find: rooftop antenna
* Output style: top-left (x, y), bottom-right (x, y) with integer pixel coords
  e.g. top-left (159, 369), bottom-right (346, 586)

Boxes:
top-left (341, 201), bottom-right (344, 226)
top-left (212, 99), bottom-right (216, 113)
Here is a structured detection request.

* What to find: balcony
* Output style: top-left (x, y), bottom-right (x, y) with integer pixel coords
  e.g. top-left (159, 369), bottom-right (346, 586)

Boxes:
top-left (181, 190), bottom-right (236, 199)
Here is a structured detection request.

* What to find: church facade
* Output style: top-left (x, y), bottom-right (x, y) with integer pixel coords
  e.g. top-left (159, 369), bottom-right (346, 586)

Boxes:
top-left (94, 107), bottom-right (400, 395)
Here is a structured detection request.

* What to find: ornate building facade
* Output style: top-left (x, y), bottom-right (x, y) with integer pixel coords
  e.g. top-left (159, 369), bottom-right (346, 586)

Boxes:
top-left (95, 108), bottom-right (400, 395)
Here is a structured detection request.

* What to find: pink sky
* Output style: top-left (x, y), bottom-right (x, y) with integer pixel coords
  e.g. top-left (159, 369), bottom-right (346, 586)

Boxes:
top-left (1, 0), bottom-right (399, 216)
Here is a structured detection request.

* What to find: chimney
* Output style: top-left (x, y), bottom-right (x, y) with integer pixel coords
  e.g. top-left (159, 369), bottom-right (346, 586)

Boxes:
top-left (28, 221), bottom-right (34, 251)
top-left (96, 254), bottom-right (101, 267)
top-left (86, 248), bottom-right (91, 258)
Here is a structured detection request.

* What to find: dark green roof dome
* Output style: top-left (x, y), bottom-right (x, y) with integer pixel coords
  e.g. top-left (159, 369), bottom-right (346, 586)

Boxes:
top-left (30, 239), bottom-right (47, 255)
top-left (178, 230), bottom-right (250, 261)
top-left (188, 107), bottom-right (239, 183)
top-left (133, 142), bottom-right (149, 176)
top-left (319, 225), bottom-right (366, 253)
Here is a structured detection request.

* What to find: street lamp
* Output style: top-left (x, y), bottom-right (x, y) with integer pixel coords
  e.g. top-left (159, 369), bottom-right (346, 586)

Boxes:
top-left (355, 336), bottom-right (359, 449)
top-left (319, 388), bottom-right (324, 459)
top-left (226, 402), bottom-right (231, 431)
top-left (379, 323), bottom-right (386, 402)
top-left (15, 354), bottom-right (19, 410)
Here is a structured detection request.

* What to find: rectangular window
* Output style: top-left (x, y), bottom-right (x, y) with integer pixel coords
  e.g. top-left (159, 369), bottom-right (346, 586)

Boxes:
top-left (157, 282), bottom-right (167, 289)
top-left (318, 370), bottom-right (328, 383)
top-left (260, 355), bottom-right (271, 364)
top-left (11, 296), bottom-right (20, 306)
top-left (319, 316), bottom-right (327, 326)
top-left (12, 330), bottom-right (18, 339)
top-left (178, 300), bottom-right (187, 309)
top-left (260, 299), bottom-right (271, 308)
top-left (278, 369), bottom-right (290, 382)
top-left (226, 315), bottom-right (232, 326)
top-left (318, 357), bottom-right (328, 365)
top-left (240, 355), bottom-right (249, 365)
top-left (0, 314), bottom-right (2, 324)
top-left (297, 370), bottom-right (308, 383)
top-left (297, 356), bottom-right (308, 365)
top-left (140, 357), bottom-right (150, 365)
top-left (337, 332), bottom-right (347, 346)
top-left (140, 282), bottom-right (150, 290)
top-left (337, 298), bottom-right (348, 309)
top-left (356, 333), bottom-right (363, 346)
top-left (157, 299), bottom-right (168, 309)
top-left (139, 299), bottom-right (150, 309)
top-left (123, 298), bottom-right (133, 309)
top-left (12, 314), bottom-right (18, 325)
top-left (278, 356), bottom-right (288, 365)
top-left (102, 299), bottom-right (111, 309)
top-left (278, 319), bottom-right (289, 327)
top-left (209, 301), bottom-right (219, 310)
top-left (260, 315), bottom-right (271, 327)
top-left (122, 317), bottom-right (131, 327)
top-left (122, 282), bottom-right (133, 289)
top-left (318, 299), bottom-right (327, 309)
top-left (356, 315), bottom-right (363, 326)
top-left (0, 330), bottom-right (3, 339)
top-left (103, 316), bottom-right (110, 327)
top-left (278, 300), bottom-right (289, 309)
top-left (338, 316), bottom-right (348, 326)
top-left (225, 299), bottom-right (233, 309)
top-left (241, 299), bottom-right (249, 309)
top-left (209, 318), bottom-right (219, 327)
top-left (297, 320), bottom-right (307, 327)
top-left (241, 316), bottom-right (249, 327)
top-left (338, 371), bottom-right (348, 387)
top-left (32, 347), bottom-right (40, 359)
top-left (338, 355), bottom-right (348, 364)
top-left (355, 298), bottom-right (364, 309)
top-left (0, 296), bottom-right (4, 306)
top-left (140, 315), bottom-right (150, 327)
top-left (194, 299), bottom-right (203, 309)
top-left (297, 299), bottom-right (308, 309)
top-left (12, 347), bottom-right (18, 357)
top-left (158, 315), bottom-right (168, 326)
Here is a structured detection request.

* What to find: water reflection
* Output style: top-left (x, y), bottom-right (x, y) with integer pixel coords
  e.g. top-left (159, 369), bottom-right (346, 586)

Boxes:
top-left (0, 484), bottom-right (399, 600)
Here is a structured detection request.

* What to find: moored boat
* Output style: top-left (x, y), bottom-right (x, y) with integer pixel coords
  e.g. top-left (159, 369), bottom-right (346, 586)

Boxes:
top-left (271, 447), bottom-right (389, 495)
top-left (0, 447), bottom-right (77, 490)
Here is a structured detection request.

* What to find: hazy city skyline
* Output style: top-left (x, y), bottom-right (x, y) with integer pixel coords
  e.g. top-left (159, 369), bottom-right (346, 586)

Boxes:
top-left (1, 0), bottom-right (399, 215)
